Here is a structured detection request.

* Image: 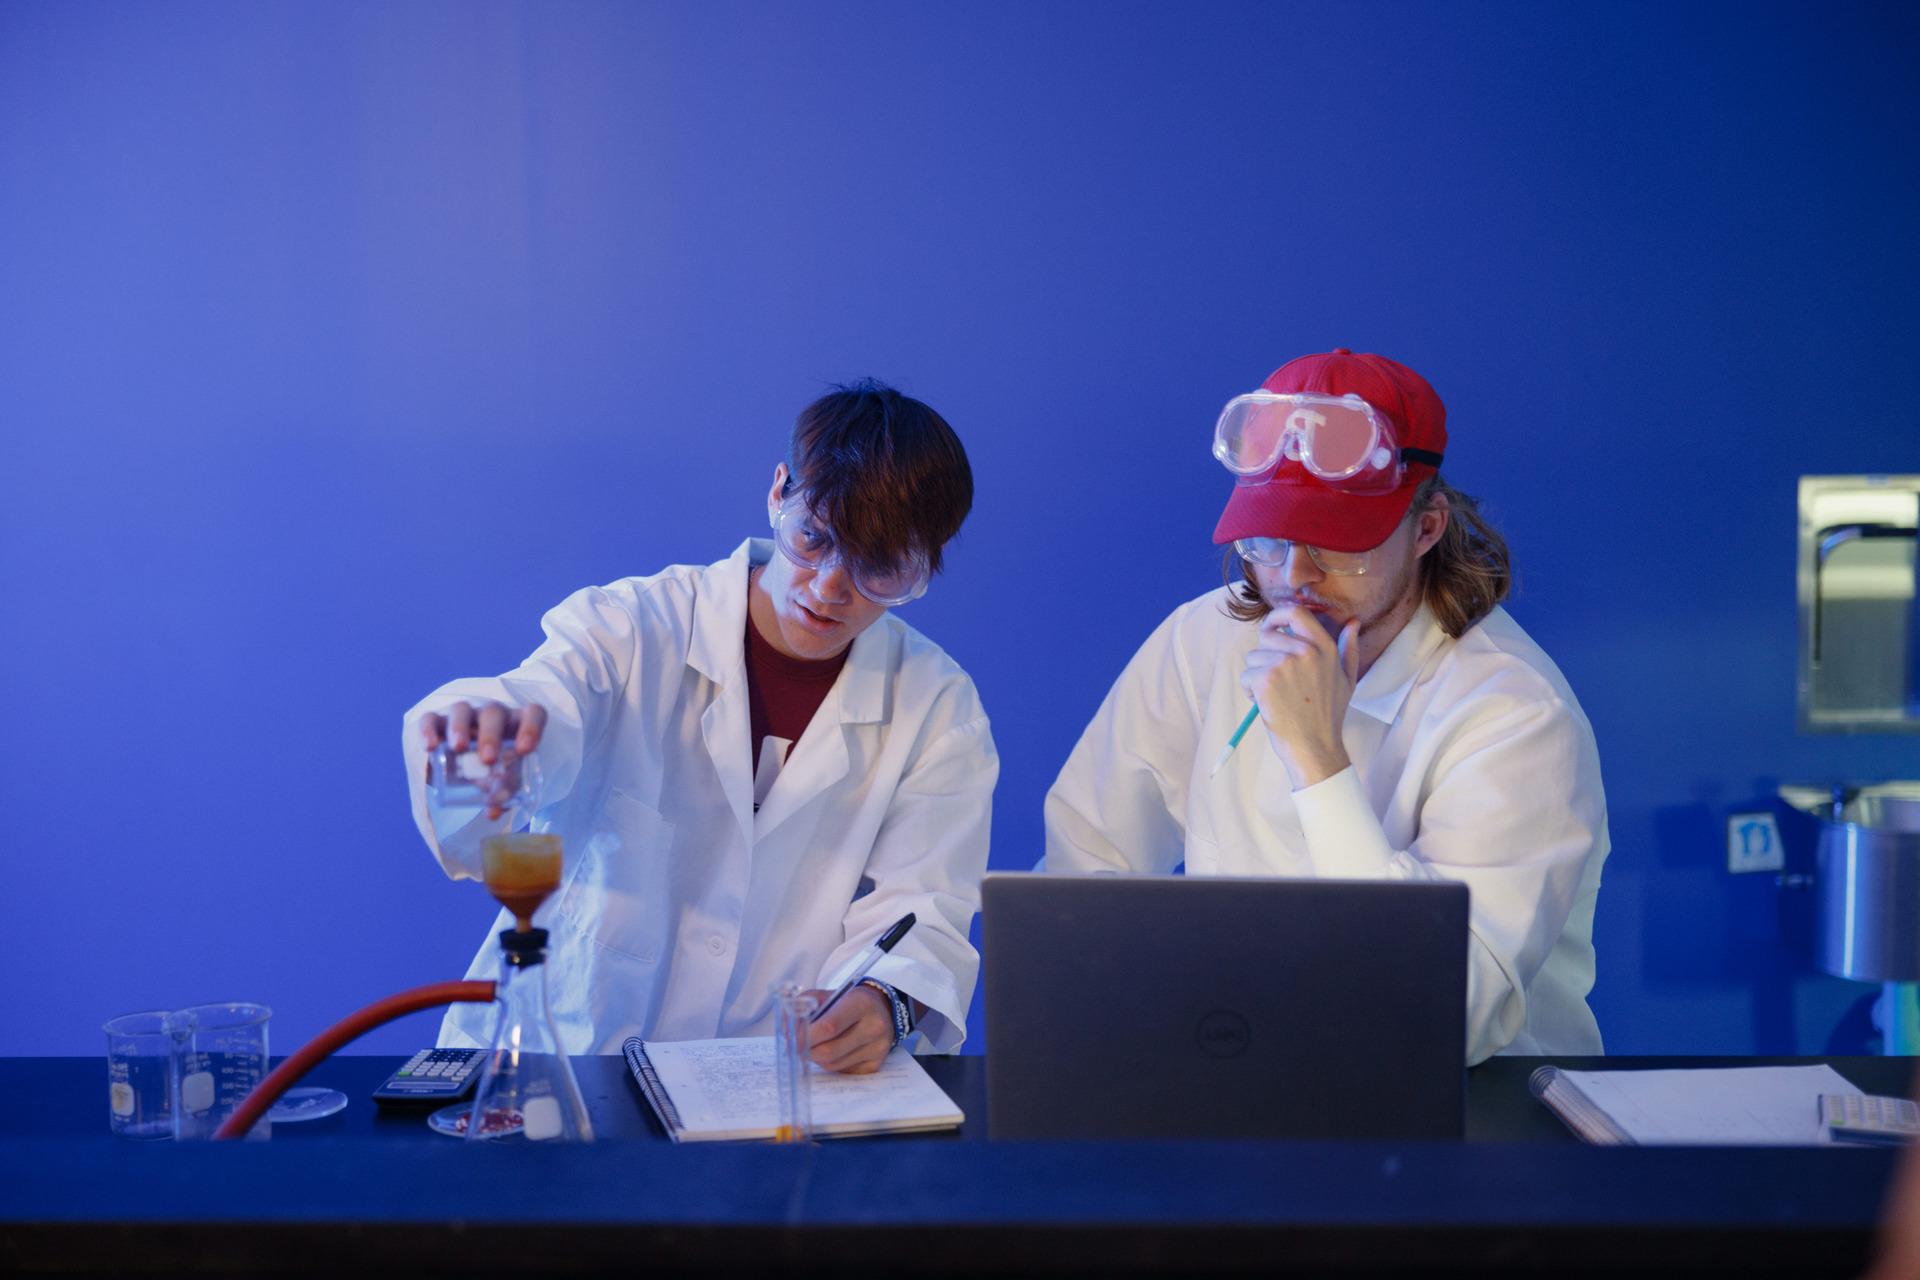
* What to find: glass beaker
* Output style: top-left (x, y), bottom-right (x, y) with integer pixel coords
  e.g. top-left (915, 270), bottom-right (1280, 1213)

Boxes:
top-left (442, 927), bottom-right (593, 1143)
top-left (104, 1010), bottom-right (173, 1139)
top-left (773, 983), bottom-right (817, 1144)
top-left (430, 741), bottom-right (542, 818)
top-left (168, 1002), bottom-right (271, 1141)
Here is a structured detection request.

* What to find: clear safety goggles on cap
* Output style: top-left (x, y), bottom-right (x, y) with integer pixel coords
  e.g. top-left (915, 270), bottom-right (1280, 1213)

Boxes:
top-left (770, 488), bottom-right (930, 607)
top-left (1212, 391), bottom-right (1443, 494)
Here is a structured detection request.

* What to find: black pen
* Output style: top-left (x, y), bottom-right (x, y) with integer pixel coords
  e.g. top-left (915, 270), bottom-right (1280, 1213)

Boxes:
top-left (809, 913), bottom-right (916, 1023)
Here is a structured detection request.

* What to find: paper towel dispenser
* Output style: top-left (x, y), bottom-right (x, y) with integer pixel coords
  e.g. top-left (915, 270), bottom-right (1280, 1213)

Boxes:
top-left (1798, 476), bottom-right (1920, 732)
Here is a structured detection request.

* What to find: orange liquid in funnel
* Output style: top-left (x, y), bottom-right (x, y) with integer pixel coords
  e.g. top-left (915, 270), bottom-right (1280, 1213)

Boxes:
top-left (482, 833), bottom-right (563, 931)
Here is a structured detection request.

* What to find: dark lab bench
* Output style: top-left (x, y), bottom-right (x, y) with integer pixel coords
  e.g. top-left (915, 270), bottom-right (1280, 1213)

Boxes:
top-left (1, 1054), bottom-right (1911, 1276)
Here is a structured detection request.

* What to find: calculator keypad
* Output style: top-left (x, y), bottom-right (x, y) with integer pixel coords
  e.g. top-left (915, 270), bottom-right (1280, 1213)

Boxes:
top-left (374, 1048), bottom-right (483, 1103)
top-left (1822, 1092), bottom-right (1920, 1144)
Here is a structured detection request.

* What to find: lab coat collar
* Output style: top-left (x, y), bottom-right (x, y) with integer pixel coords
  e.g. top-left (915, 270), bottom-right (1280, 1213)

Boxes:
top-left (835, 608), bottom-right (897, 727)
top-left (686, 540), bottom-right (759, 686)
top-left (1347, 601), bottom-right (1447, 726)
top-left (686, 538), bottom-right (897, 725)
top-left (688, 540), bottom-right (899, 844)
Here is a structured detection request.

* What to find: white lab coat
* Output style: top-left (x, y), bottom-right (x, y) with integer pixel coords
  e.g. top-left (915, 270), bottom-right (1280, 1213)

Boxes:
top-left (403, 539), bottom-right (997, 1054)
top-left (1043, 591), bottom-right (1608, 1065)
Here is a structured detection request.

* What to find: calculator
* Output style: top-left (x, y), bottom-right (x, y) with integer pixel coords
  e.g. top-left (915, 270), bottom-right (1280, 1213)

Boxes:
top-left (1820, 1093), bottom-right (1920, 1146)
top-left (372, 1048), bottom-right (484, 1107)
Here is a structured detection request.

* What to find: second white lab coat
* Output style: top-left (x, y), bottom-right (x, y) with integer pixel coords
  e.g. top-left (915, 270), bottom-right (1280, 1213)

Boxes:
top-left (403, 539), bottom-right (997, 1054)
top-left (1043, 591), bottom-right (1608, 1065)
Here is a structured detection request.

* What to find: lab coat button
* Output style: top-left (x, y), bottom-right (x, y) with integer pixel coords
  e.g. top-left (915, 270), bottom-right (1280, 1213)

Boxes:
top-left (706, 935), bottom-right (727, 956)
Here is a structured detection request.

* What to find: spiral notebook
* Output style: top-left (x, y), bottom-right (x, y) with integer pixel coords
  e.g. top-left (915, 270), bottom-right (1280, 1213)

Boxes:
top-left (621, 1035), bottom-right (963, 1143)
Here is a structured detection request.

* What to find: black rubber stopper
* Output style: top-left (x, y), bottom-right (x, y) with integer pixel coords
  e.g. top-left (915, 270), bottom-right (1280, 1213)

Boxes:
top-left (499, 926), bottom-right (549, 961)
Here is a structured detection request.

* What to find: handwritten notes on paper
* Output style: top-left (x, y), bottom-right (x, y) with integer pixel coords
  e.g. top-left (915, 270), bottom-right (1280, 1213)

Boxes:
top-left (634, 1037), bottom-right (963, 1141)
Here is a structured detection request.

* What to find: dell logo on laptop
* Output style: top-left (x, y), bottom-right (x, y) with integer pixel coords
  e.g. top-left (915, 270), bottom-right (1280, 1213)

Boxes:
top-left (1195, 1010), bottom-right (1251, 1058)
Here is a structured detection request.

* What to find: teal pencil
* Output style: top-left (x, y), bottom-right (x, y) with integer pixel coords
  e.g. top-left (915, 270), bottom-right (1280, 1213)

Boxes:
top-left (1209, 703), bottom-right (1261, 777)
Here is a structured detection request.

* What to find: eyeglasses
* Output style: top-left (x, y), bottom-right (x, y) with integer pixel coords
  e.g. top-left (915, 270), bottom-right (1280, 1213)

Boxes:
top-left (770, 490), bottom-right (930, 606)
top-left (1233, 537), bottom-right (1372, 576)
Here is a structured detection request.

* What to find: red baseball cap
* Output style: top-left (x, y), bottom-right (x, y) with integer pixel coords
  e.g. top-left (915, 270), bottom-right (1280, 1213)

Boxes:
top-left (1211, 349), bottom-right (1447, 554)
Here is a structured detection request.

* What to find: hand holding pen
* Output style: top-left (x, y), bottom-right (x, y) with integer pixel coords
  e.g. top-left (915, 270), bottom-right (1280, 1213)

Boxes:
top-left (1215, 608), bottom-right (1359, 785)
top-left (812, 913), bottom-right (915, 1022)
top-left (803, 913), bottom-right (916, 1074)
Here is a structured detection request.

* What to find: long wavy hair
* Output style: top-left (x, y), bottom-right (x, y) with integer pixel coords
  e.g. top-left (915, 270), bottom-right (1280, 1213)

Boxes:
top-left (1221, 475), bottom-right (1513, 638)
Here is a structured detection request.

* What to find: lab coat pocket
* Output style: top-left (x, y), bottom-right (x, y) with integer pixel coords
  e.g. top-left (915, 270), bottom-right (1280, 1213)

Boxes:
top-left (558, 787), bottom-right (675, 965)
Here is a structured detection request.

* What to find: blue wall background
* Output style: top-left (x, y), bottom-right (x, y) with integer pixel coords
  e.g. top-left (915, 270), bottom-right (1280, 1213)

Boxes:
top-left (3, 0), bottom-right (1915, 1058)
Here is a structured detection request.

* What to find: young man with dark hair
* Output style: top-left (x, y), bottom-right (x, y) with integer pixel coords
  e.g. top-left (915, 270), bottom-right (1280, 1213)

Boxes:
top-left (405, 380), bottom-right (995, 1073)
top-left (1043, 349), bottom-right (1608, 1065)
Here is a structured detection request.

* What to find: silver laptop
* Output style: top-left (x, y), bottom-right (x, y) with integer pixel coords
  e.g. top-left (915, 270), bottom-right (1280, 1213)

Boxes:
top-left (982, 872), bottom-right (1469, 1140)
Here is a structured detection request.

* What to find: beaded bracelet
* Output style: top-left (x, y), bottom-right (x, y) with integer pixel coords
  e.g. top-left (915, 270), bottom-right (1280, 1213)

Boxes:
top-left (858, 978), bottom-right (915, 1046)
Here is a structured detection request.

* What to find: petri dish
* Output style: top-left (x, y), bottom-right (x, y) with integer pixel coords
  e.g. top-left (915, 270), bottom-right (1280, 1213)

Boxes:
top-left (268, 1086), bottom-right (350, 1123)
top-left (428, 1101), bottom-right (524, 1139)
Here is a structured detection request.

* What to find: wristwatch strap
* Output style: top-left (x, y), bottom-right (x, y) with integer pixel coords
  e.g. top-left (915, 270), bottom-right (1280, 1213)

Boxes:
top-left (858, 978), bottom-right (915, 1046)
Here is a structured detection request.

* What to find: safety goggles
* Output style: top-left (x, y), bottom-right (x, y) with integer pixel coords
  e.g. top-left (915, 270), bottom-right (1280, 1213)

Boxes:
top-left (1212, 391), bottom-right (1443, 494)
top-left (770, 490), bottom-right (930, 607)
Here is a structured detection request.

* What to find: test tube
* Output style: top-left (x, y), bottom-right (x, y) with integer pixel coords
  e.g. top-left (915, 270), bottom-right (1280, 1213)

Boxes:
top-left (772, 983), bottom-right (817, 1144)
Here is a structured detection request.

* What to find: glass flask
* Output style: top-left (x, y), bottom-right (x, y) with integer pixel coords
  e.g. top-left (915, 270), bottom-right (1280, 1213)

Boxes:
top-left (451, 927), bottom-right (594, 1143)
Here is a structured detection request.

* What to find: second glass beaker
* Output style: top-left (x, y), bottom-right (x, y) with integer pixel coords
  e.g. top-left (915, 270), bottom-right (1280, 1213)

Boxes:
top-left (168, 1002), bottom-right (271, 1141)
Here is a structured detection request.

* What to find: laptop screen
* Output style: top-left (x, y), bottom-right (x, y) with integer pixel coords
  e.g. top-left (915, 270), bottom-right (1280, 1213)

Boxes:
top-left (982, 872), bottom-right (1468, 1140)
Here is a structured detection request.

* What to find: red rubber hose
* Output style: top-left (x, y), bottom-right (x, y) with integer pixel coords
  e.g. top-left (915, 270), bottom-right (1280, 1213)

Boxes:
top-left (214, 980), bottom-right (497, 1140)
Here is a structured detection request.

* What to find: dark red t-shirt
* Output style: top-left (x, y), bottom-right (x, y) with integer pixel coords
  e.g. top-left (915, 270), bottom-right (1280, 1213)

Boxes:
top-left (745, 613), bottom-right (851, 788)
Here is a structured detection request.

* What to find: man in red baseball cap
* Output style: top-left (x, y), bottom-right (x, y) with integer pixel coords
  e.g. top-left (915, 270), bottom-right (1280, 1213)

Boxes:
top-left (1044, 349), bottom-right (1609, 1066)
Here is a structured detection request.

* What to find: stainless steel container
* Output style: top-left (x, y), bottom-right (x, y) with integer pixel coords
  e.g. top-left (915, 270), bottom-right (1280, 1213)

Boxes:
top-left (1816, 792), bottom-right (1920, 981)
